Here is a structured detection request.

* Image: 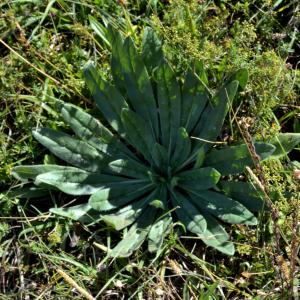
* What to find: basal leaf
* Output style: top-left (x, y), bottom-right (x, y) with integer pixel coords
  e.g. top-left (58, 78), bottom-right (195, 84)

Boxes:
top-left (269, 133), bottom-right (300, 159)
top-left (106, 159), bottom-right (150, 179)
top-left (111, 36), bottom-right (159, 139)
top-left (121, 108), bottom-right (155, 162)
top-left (172, 191), bottom-right (207, 234)
top-left (12, 164), bottom-right (78, 182)
top-left (155, 61), bottom-right (181, 153)
top-left (189, 190), bottom-right (257, 225)
top-left (50, 204), bottom-right (101, 224)
top-left (35, 169), bottom-right (133, 195)
top-left (83, 62), bottom-right (128, 135)
top-left (102, 188), bottom-right (162, 230)
top-left (89, 183), bottom-right (154, 211)
top-left (89, 15), bottom-right (110, 48)
top-left (142, 27), bottom-right (164, 73)
top-left (33, 128), bottom-right (107, 172)
top-left (219, 181), bottom-right (265, 212)
top-left (204, 142), bottom-right (275, 175)
top-left (170, 127), bottom-right (191, 169)
top-left (7, 186), bottom-right (50, 199)
top-left (58, 102), bottom-right (136, 160)
top-left (177, 167), bottom-right (220, 191)
top-left (101, 197), bottom-right (148, 231)
top-left (225, 68), bottom-right (248, 91)
top-left (192, 80), bottom-right (239, 152)
top-left (110, 206), bottom-right (157, 257)
top-left (200, 212), bottom-right (235, 255)
top-left (58, 101), bottom-right (113, 142)
top-left (151, 143), bottom-right (169, 173)
top-left (148, 214), bottom-right (172, 253)
top-left (181, 70), bottom-right (208, 133)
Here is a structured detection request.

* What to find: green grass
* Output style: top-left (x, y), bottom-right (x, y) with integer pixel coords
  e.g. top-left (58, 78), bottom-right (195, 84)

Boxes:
top-left (0, 0), bottom-right (299, 298)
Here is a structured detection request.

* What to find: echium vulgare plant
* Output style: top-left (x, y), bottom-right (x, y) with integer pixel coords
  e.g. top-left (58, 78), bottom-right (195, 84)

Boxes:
top-left (12, 26), bottom-right (283, 256)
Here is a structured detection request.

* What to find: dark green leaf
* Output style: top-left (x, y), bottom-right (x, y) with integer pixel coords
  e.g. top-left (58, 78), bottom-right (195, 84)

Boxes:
top-left (102, 188), bottom-right (162, 230)
top-left (7, 186), bottom-right (49, 199)
top-left (33, 128), bottom-right (107, 172)
top-left (89, 15), bottom-right (110, 47)
top-left (106, 159), bottom-right (150, 179)
top-left (269, 133), bottom-right (300, 159)
top-left (121, 108), bottom-right (155, 162)
top-left (89, 183), bottom-right (154, 211)
top-left (110, 206), bottom-right (157, 257)
top-left (172, 191), bottom-right (207, 234)
top-left (111, 36), bottom-right (159, 139)
top-left (181, 71), bottom-right (208, 133)
top-left (219, 181), bottom-right (265, 212)
top-left (204, 142), bottom-right (275, 175)
top-left (35, 169), bottom-right (133, 195)
top-left (83, 62), bottom-right (128, 135)
top-left (177, 167), bottom-right (221, 191)
top-left (192, 80), bottom-right (239, 152)
top-left (148, 214), bottom-right (172, 253)
top-left (58, 101), bottom-right (136, 161)
top-left (50, 204), bottom-right (101, 224)
top-left (225, 68), bottom-right (248, 90)
top-left (142, 27), bottom-right (164, 73)
top-left (200, 212), bottom-right (235, 255)
top-left (194, 60), bottom-right (208, 86)
top-left (155, 61), bottom-right (181, 153)
top-left (151, 143), bottom-right (169, 172)
top-left (189, 190), bottom-right (257, 225)
top-left (12, 164), bottom-right (77, 182)
top-left (170, 128), bottom-right (191, 169)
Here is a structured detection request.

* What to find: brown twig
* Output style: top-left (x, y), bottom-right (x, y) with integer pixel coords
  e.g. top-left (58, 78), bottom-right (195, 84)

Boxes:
top-left (56, 268), bottom-right (95, 300)
top-left (237, 117), bottom-right (287, 295)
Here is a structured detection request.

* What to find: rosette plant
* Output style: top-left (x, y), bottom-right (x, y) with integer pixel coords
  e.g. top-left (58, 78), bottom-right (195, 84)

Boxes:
top-left (12, 27), bottom-right (281, 256)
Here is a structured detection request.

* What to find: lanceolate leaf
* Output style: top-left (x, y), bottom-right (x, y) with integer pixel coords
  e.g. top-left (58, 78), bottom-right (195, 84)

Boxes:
top-left (204, 142), bottom-right (276, 175)
top-left (102, 188), bottom-right (162, 230)
top-left (106, 159), bottom-right (150, 179)
top-left (155, 61), bottom-right (181, 153)
top-left (192, 80), bottom-right (239, 152)
top-left (12, 165), bottom-right (78, 182)
top-left (170, 127), bottom-right (191, 169)
top-left (110, 206), bottom-right (157, 257)
top-left (200, 212), bottom-right (235, 256)
top-left (89, 183), bottom-right (154, 211)
top-left (177, 167), bottom-right (220, 191)
top-left (121, 108), bottom-right (155, 162)
top-left (194, 60), bottom-right (209, 86)
top-left (219, 181), bottom-right (265, 212)
top-left (181, 70), bottom-right (208, 133)
top-left (269, 133), bottom-right (300, 159)
top-left (50, 203), bottom-right (101, 224)
top-left (58, 101), bottom-right (137, 161)
top-left (172, 191), bottom-right (207, 234)
top-left (148, 185), bottom-right (171, 252)
top-left (83, 62), bottom-right (128, 135)
top-left (225, 68), bottom-right (248, 91)
top-left (35, 169), bottom-right (135, 195)
top-left (151, 143), bottom-right (169, 173)
top-left (189, 190), bottom-right (257, 225)
top-left (111, 35), bottom-right (159, 139)
top-left (33, 128), bottom-right (107, 172)
top-left (148, 213), bottom-right (172, 253)
top-left (7, 186), bottom-right (50, 199)
top-left (58, 101), bottom-right (113, 142)
top-left (101, 197), bottom-right (149, 231)
top-left (142, 27), bottom-right (164, 73)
